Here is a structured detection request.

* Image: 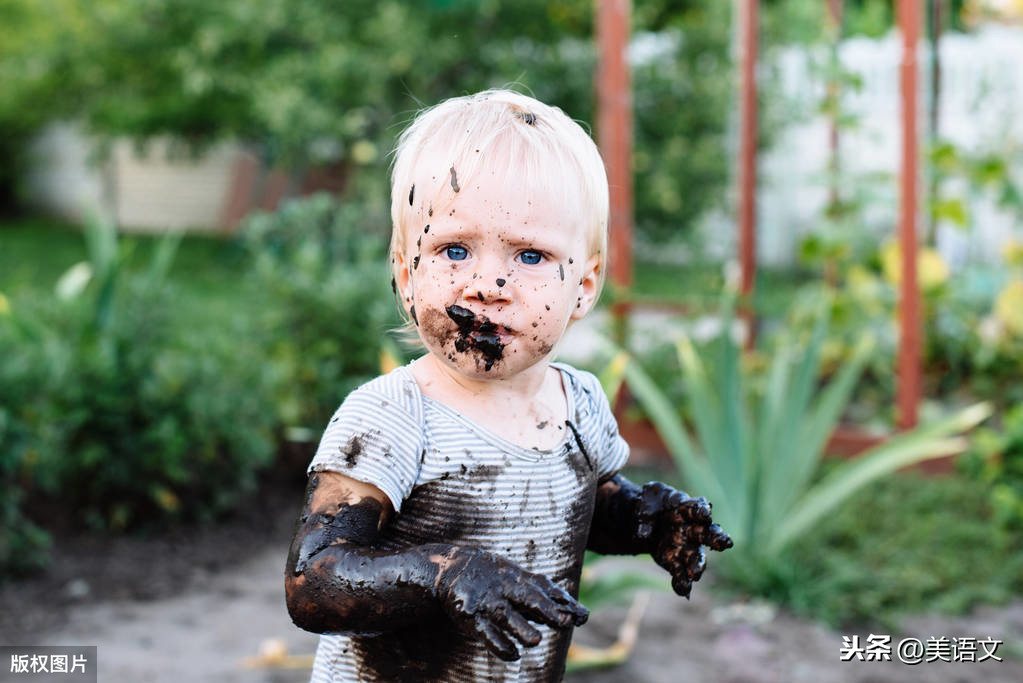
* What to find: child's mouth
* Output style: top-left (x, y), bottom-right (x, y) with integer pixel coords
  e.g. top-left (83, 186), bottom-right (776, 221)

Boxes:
top-left (445, 305), bottom-right (511, 371)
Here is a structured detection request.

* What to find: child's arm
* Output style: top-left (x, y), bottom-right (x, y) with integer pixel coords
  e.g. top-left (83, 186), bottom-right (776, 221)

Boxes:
top-left (586, 474), bottom-right (733, 597)
top-left (285, 471), bottom-right (589, 661)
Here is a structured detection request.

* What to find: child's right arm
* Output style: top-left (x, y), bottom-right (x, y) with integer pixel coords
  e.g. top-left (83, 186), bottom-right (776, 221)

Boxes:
top-left (285, 470), bottom-right (589, 661)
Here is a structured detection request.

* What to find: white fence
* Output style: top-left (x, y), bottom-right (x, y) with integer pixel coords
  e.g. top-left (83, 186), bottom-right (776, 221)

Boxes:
top-left (751, 24), bottom-right (1023, 267)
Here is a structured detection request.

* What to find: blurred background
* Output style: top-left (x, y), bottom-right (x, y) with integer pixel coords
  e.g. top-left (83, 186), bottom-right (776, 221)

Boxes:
top-left (2, 0), bottom-right (1023, 681)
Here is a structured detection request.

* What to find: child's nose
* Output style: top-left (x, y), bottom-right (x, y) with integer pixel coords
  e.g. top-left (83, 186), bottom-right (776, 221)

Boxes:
top-left (463, 273), bottom-right (512, 305)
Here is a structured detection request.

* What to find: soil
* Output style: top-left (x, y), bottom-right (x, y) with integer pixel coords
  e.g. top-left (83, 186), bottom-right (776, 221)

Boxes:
top-left (2, 461), bottom-right (1022, 683)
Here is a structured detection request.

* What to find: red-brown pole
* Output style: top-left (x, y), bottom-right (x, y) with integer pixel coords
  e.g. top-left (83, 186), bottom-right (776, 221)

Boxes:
top-left (897, 0), bottom-right (922, 429)
top-left (827, 0), bottom-right (843, 209)
top-left (597, 0), bottom-right (634, 295)
top-left (738, 0), bottom-right (759, 345)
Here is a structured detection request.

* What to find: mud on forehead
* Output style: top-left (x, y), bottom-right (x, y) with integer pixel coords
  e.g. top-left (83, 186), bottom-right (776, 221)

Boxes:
top-left (405, 140), bottom-right (589, 236)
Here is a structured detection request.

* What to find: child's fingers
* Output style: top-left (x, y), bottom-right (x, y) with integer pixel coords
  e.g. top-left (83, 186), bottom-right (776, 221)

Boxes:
top-left (670, 571), bottom-right (693, 598)
top-left (500, 608), bottom-right (543, 647)
top-left (540, 582), bottom-right (589, 626)
top-left (686, 545), bottom-right (707, 582)
top-left (699, 522), bottom-right (734, 551)
top-left (676, 496), bottom-right (712, 525)
top-left (507, 580), bottom-right (587, 628)
top-left (476, 615), bottom-right (521, 662)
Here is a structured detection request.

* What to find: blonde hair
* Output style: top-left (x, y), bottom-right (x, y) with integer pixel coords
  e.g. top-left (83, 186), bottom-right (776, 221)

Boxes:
top-left (388, 89), bottom-right (609, 325)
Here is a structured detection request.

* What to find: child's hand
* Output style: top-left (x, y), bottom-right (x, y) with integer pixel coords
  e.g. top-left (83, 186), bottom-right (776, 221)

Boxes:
top-left (635, 482), bottom-right (733, 598)
top-left (434, 548), bottom-right (589, 662)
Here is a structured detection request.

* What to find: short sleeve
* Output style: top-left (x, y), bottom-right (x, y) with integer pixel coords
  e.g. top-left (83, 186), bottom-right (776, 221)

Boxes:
top-left (559, 364), bottom-right (630, 482)
top-left (306, 369), bottom-right (425, 512)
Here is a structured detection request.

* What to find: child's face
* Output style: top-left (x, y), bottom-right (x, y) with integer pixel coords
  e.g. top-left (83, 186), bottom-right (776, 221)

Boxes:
top-left (396, 169), bottom-right (599, 380)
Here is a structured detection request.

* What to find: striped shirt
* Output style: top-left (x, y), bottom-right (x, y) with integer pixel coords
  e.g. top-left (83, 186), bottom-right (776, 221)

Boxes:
top-left (305, 362), bottom-right (629, 682)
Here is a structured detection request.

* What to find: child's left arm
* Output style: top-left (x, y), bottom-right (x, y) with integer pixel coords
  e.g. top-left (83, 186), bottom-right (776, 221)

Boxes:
top-left (586, 474), bottom-right (733, 597)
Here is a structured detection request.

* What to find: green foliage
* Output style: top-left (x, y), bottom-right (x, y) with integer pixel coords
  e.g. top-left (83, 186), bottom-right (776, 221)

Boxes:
top-left (721, 470), bottom-right (1023, 629)
top-left (240, 193), bottom-right (400, 430)
top-left (0, 0), bottom-right (97, 209)
top-left (603, 293), bottom-right (991, 561)
top-left (0, 310), bottom-right (59, 577)
top-left (962, 405), bottom-right (1023, 531)
top-left (2, 0), bottom-right (735, 241)
top-left (0, 218), bottom-right (279, 537)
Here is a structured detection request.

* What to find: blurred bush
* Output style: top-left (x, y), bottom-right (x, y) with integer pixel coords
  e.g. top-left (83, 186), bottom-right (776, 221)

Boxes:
top-left (962, 404), bottom-right (1023, 531)
top-left (2, 0), bottom-right (742, 242)
top-left (0, 306), bottom-right (60, 576)
top-left (0, 219), bottom-right (280, 572)
top-left (239, 193), bottom-right (400, 431)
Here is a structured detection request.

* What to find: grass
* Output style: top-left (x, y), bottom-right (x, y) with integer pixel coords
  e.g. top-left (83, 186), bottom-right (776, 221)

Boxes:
top-left (626, 259), bottom-right (812, 318)
top-left (717, 466), bottom-right (1023, 630)
top-left (0, 216), bottom-right (256, 324)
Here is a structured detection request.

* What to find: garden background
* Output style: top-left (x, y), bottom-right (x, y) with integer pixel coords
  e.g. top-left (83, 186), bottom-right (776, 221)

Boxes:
top-left (2, 0), bottom-right (1023, 680)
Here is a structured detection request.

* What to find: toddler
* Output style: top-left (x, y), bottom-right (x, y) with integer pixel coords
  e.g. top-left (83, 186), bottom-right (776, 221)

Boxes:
top-left (285, 90), bottom-right (732, 682)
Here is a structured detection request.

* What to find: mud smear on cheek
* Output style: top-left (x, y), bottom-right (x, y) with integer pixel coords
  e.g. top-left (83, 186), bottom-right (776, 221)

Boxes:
top-left (445, 305), bottom-right (505, 371)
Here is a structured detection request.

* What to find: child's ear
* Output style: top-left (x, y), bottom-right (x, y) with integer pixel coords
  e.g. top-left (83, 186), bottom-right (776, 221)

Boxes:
top-left (570, 254), bottom-right (601, 321)
top-left (394, 248), bottom-right (414, 303)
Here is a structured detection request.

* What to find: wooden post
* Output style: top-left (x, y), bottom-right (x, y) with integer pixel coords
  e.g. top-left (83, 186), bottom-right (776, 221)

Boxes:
top-left (597, 0), bottom-right (635, 310)
top-left (738, 0), bottom-right (759, 347)
top-left (827, 0), bottom-right (843, 210)
top-left (897, 0), bottom-right (922, 429)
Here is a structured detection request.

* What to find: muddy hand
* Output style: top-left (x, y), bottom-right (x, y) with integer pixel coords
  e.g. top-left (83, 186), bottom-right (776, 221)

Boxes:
top-left (434, 548), bottom-right (588, 661)
top-left (636, 482), bottom-right (733, 598)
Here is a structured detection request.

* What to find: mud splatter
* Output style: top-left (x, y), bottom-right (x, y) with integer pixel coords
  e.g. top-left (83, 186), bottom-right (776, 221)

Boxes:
top-left (342, 435), bottom-right (365, 467)
top-left (558, 264), bottom-right (565, 281)
top-left (413, 255), bottom-right (420, 270)
top-left (515, 111), bottom-right (537, 125)
top-left (424, 224), bottom-right (430, 233)
top-left (410, 305), bottom-right (418, 326)
top-left (445, 304), bottom-right (505, 371)
top-left (449, 167), bottom-right (460, 193)
top-left (525, 539), bottom-right (537, 565)
top-left (409, 184), bottom-right (415, 206)
top-left (496, 278), bottom-right (506, 287)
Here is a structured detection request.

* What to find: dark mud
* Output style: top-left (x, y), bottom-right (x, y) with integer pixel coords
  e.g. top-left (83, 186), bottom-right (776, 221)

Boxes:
top-left (445, 304), bottom-right (505, 371)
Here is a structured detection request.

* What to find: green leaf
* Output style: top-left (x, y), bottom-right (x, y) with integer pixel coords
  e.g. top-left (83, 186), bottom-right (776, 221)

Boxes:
top-left (769, 402), bottom-right (993, 554)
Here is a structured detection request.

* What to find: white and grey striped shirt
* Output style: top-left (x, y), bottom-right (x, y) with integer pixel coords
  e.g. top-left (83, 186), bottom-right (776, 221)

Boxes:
top-left (305, 362), bottom-right (629, 682)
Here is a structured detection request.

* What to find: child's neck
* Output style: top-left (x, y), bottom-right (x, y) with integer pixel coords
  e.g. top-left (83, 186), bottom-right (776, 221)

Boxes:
top-left (415, 353), bottom-right (549, 400)
top-left (410, 353), bottom-right (568, 451)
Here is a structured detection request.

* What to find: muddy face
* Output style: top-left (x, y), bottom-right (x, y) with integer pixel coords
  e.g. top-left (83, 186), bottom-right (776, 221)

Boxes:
top-left (397, 161), bottom-right (601, 381)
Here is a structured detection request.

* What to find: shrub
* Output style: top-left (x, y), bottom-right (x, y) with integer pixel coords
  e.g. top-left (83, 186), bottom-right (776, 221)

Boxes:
top-left (40, 279), bottom-right (279, 530)
top-left (0, 304), bottom-right (62, 577)
top-left (723, 470), bottom-right (1023, 629)
top-left (241, 193), bottom-right (400, 431)
top-left (2, 219), bottom-right (281, 543)
top-left (962, 404), bottom-right (1023, 531)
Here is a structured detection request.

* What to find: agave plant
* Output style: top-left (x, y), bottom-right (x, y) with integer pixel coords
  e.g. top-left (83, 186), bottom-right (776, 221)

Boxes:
top-left (599, 302), bottom-right (992, 560)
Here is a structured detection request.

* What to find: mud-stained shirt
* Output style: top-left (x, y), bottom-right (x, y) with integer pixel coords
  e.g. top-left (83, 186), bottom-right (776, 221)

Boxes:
top-left (304, 361), bottom-right (629, 683)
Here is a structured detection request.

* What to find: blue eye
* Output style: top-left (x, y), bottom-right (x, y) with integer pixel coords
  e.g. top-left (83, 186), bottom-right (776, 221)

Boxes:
top-left (517, 250), bottom-right (543, 265)
top-left (445, 245), bottom-right (468, 261)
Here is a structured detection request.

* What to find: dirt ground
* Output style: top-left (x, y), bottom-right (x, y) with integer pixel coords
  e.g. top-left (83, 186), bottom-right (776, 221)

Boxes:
top-left (2, 477), bottom-right (1021, 683)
